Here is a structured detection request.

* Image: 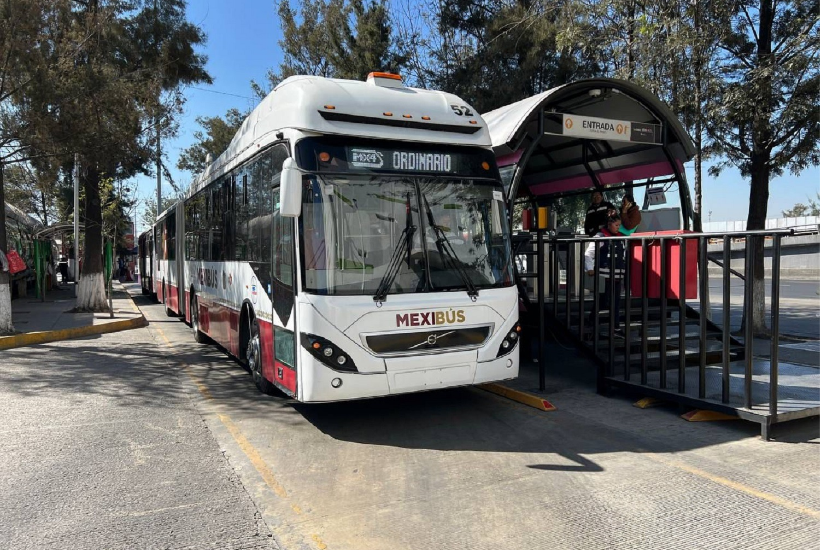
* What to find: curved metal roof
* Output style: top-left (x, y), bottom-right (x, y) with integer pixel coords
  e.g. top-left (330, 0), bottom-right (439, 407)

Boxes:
top-left (482, 78), bottom-right (696, 200)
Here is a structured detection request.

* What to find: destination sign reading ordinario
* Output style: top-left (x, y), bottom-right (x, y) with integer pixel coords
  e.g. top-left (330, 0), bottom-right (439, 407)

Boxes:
top-left (349, 148), bottom-right (454, 172)
top-left (296, 137), bottom-right (499, 178)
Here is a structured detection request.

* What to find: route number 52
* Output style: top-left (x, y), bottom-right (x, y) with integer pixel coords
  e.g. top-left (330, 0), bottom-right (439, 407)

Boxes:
top-left (450, 104), bottom-right (474, 117)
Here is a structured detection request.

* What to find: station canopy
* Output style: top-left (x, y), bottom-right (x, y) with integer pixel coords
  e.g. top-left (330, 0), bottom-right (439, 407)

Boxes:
top-left (482, 78), bottom-right (696, 209)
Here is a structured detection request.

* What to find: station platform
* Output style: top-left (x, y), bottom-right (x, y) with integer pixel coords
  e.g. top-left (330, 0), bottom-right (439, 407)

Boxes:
top-left (1, 282), bottom-right (145, 350)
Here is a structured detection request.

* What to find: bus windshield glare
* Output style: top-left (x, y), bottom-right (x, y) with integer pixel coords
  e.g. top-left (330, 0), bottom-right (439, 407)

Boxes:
top-left (301, 174), bottom-right (513, 296)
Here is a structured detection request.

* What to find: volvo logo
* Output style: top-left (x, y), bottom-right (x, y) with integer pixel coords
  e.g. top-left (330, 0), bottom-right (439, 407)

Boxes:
top-left (409, 331), bottom-right (455, 350)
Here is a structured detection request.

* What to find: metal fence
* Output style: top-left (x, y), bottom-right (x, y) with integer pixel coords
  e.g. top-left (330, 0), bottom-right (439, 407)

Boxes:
top-left (519, 228), bottom-right (820, 439)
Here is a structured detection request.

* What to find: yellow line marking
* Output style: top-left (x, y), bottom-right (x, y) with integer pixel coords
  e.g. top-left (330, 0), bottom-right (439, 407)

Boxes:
top-left (217, 413), bottom-right (288, 499)
top-left (183, 365), bottom-right (214, 400)
top-left (480, 383), bottom-right (557, 411)
top-left (153, 324), bottom-right (173, 346)
top-left (153, 310), bottom-right (327, 547)
top-left (645, 453), bottom-right (820, 519)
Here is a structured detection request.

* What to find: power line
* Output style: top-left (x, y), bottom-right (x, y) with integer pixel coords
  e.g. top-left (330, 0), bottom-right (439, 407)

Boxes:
top-left (187, 86), bottom-right (258, 101)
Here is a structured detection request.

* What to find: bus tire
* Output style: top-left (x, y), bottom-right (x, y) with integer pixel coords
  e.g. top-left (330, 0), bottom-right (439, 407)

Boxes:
top-left (190, 292), bottom-right (209, 344)
top-left (248, 319), bottom-right (275, 395)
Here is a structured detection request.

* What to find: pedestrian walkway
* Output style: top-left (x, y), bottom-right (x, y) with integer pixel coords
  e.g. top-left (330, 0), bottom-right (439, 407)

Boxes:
top-left (1, 281), bottom-right (145, 350)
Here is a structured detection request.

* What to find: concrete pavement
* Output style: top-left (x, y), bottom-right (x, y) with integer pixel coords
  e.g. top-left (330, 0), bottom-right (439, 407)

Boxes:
top-left (1, 281), bottom-right (818, 550)
top-left (0, 316), bottom-right (278, 549)
top-left (127, 284), bottom-right (820, 550)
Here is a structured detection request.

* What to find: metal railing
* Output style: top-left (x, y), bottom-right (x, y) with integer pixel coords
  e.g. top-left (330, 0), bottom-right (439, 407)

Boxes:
top-left (517, 227), bottom-right (818, 438)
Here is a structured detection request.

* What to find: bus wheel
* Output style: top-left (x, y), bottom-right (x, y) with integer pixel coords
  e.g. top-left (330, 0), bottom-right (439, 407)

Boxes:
top-left (190, 293), bottom-right (209, 344)
top-left (247, 320), bottom-right (275, 395)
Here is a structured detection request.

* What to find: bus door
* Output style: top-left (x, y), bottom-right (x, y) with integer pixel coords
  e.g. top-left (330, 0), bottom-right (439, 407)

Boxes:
top-left (269, 184), bottom-right (298, 396)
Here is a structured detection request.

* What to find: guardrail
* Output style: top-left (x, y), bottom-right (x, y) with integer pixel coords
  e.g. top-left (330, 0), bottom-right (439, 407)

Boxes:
top-left (517, 227), bottom-right (819, 439)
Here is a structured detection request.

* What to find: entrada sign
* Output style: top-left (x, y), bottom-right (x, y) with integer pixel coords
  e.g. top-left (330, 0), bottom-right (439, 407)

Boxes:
top-left (555, 113), bottom-right (662, 145)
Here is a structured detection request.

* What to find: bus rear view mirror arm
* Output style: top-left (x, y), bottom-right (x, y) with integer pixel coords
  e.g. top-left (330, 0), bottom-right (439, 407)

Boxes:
top-left (280, 158), bottom-right (302, 217)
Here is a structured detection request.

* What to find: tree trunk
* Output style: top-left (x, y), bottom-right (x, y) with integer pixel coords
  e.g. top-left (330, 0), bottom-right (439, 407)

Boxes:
top-left (692, 0), bottom-right (710, 318)
top-left (75, 164), bottom-right (108, 311)
top-left (0, 161), bottom-right (14, 334)
top-left (742, 158), bottom-right (770, 336)
top-left (739, 0), bottom-right (774, 337)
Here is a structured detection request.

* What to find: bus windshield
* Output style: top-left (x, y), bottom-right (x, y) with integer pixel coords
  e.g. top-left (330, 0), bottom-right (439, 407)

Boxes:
top-left (300, 174), bottom-right (513, 297)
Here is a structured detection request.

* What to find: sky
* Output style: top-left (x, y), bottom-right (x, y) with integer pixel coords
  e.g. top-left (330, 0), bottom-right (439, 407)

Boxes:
top-left (132, 0), bottom-right (820, 234)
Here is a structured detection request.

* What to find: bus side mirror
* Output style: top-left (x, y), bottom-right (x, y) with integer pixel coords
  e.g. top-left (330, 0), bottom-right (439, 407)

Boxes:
top-left (280, 158), bottom-right (302, 217)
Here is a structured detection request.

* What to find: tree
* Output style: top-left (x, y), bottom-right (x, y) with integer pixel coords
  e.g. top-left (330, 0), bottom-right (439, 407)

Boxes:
top-left (782, 193), bottom-right (820, 217)
top-left (0, 0), bottom-right (70, 333)
top-left (141, 194), bottom-right (179, 228)
top-left (3, 163), bottom-right (60, 226)
top-left (426, 0), bottom-right (600, 113)
top-left (177, 108), bottom-right (246, 175)
top-left (4, 0), bottom-right (211, 312)
top-left (261, 0), bottom-right (407, 92)
top-left (707, 0), bottom-right (820, 334)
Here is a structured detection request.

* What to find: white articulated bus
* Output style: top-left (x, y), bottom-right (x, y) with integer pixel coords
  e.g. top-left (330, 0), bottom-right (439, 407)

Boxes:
top-left (144, 72), bottom-right (520, 402)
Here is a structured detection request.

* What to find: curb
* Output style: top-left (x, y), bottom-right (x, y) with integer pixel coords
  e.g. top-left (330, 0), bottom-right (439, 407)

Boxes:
top-left (0, 315), bottom-right (147, 351)
top-left (480, 383), bottom-right (557, 412)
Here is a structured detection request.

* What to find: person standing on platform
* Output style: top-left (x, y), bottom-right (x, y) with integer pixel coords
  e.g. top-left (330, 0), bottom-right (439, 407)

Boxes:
top-left (619, 193), bottom-right (642, 235)
top-left (583, 190), bottom-right (615, 236)
top-left (584, 214), bottom-right (626, 330)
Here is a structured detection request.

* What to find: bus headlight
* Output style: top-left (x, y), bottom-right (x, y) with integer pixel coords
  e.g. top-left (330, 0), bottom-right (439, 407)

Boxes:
top-left (496, 322), bottom-right (521, 358)
top-left (301, 333), bottom-right (358, 373)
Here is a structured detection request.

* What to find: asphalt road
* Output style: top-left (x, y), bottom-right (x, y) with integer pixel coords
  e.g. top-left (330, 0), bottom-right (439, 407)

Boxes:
top-left (0, 298), bottom-right (278, 550)
top-left (1, 285), bottom-right (818, 550)
top-left (704, 278), bottom-right (820, 339)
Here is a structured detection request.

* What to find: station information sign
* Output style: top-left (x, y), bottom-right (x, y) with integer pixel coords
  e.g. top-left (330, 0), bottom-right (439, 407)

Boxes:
top-left (547, 113), bottom-right (663, 145)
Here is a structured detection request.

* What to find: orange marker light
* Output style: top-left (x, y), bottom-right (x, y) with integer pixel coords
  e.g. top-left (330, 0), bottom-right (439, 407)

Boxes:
top-left (469, 120), bottom-right (478, 125)
top-left (319, 152), bottom-right (331, 162)
top-left (421, 116), bottom-right (431, 120)
top-left (481, 161), bottom-right (490, 170)
top-left (312, 342), bottom-right (321, 350)
top-left (402, 114), bottom-right (412, 119)
top-left (383, 112), bottom-right (393, 117)
top-left (324, 105), bottom-right (336, 110)
top-left (368, 72), bottom-right (402, 80)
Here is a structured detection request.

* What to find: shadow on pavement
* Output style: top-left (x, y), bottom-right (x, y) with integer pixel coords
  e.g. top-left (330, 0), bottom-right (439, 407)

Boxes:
top-left (5, 288), bottom-right (816, 479)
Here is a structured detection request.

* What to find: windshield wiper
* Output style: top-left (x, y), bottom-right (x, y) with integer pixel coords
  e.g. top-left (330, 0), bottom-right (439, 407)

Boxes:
top-left (421, 194), bottom-right (479, 300)
top-left (373, 224), bottom-right (417, 304)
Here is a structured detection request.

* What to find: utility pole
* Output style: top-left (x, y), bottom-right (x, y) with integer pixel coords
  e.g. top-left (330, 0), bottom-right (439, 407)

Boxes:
top-left (156, 117), bottom-right (162, 218)
top-left (73, 153), bottom-right (80, 297)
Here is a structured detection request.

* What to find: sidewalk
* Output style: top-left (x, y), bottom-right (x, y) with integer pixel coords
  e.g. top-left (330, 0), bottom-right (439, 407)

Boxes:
top-left (0, 281), bottom-right (146, 350)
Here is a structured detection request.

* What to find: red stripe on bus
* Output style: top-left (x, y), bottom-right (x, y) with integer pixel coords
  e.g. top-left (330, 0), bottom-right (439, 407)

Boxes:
top-left (168, 284), bottom-right (180, 314)
top-left (200, 300), bottom-right (210, 334)
top-left (183, 290), bottom-right (190, 323)
top-left (275, 360), bottom-right (297, 394)
top-left (228, 309), bottom-right (240, 357)
top-left (258, 319), bottom-right (275, 383)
